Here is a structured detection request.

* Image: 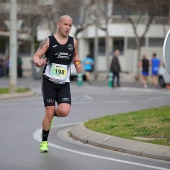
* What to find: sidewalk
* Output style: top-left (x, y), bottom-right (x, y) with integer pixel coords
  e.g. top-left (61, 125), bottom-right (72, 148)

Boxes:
top-left (70, 123), bottom-right (170, 161)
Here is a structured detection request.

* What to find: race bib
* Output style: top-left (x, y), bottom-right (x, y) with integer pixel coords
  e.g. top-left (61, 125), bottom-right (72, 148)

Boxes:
top-left (50, 63), bottom-right (67, 81)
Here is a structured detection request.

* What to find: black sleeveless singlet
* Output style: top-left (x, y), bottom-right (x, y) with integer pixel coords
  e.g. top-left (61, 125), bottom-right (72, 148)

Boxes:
top-left (43, 35), bottom-right (75, 84)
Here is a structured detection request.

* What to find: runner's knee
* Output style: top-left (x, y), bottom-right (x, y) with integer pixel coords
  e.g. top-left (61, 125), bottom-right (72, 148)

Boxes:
top-left (57, 105), bottom-right (70, 117)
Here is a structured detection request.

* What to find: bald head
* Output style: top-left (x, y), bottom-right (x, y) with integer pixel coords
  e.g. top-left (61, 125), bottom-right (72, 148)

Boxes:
top-left (57, 15), bottom-right (73, 37)
top-left (58, 15), bottom-right (72, 23)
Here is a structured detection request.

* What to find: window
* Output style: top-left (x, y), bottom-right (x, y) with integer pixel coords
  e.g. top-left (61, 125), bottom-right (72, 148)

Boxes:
top-left (18, 41), bottom-right (31, 55)
top-left (0, 38), bottom-right (6, 54)
top-left (149, 38), bottom-right (164, 47)
top-left (127, 38), bottom-right (136, 49)
top-left (89, 38), bottom-right (105, 56)
top-left (113, 38), bottom-right (124, 54)
top-left (98, 38), bottom-right (105, 55)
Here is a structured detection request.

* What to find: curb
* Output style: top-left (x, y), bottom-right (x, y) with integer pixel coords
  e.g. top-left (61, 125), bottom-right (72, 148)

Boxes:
top-left (70, 123), bottom-right (170, 161)
top-left (0, 90), bottom-right (36, 100)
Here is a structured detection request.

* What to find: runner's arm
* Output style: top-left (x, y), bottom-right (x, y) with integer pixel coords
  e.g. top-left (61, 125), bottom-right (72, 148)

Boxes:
top-left (33, 38), bottom-right (49, 67)
top-left (138, 60), bottom-right (142, 67)
top-left (149, 61), bottom-right (152, 66)
top-left (73, 38), bottom-right (82, 73)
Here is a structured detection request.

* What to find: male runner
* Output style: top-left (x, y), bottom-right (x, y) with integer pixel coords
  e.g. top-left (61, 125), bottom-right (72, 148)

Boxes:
top-left (82, 54), bottom-right (94, 84)
top-left (33, 15), bottom-right (82, 152)
top-left (139, 54), bottom-right (149, 88)
top-left (150, 53), bottom-right (161, 86)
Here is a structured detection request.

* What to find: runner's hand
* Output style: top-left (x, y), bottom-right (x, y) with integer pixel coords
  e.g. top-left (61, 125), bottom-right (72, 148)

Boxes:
top-left (35, 58), bottom-right (47, 67)
top-left (75, 62), bottom-right (82, 73)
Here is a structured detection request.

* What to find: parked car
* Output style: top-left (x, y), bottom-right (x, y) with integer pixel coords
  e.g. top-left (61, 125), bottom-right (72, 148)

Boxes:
top-left (70, 63), bottom-right (86, 81)
top-left (158, 65), bottom-right (170, 87)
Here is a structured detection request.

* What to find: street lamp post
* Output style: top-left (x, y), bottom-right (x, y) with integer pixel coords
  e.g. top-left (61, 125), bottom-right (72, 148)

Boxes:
top-left (9, 0), bottom-right (17, 93)
top-left (93, 0), bottom-right (99, 80)
top-left (94, 18), bottom-right (98, 80)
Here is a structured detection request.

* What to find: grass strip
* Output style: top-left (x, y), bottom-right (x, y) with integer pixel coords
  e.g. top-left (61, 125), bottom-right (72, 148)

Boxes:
top-left (0, 87), bottom-right (30, 94)
top-left (84, 105), bottom-right (170, 146)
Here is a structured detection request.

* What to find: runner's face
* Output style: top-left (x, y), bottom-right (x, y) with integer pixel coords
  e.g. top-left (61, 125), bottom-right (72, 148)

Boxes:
top-left (58, 17), bottom-right (72, 37)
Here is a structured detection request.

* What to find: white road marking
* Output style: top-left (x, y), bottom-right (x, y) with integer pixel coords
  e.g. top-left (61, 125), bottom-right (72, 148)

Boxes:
top-left (0, 103), bottom-right (18, 106)
top-left (83, 95), bottom-right (94, 100)
top-left (33, 123), bottom-right (170, 170)
top-left (118, 87), bottom-right (154, 92)
top-left (148, 96), bottom-right (170, 100)
top-left (104, 100), bottom-right (129, 104)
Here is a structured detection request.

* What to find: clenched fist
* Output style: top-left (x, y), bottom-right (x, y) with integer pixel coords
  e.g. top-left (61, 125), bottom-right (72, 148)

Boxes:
top-left (35, 58), bottom-right (47, 67)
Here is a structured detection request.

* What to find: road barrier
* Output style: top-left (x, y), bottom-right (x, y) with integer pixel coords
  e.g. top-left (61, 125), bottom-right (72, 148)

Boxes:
top-left (77, 73), bottom-right (83, 86)
top-left (108, 72), bottom-right (113, 87)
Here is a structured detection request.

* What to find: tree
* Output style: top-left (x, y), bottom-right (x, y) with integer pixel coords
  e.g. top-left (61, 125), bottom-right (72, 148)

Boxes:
top-left (17, 1), bottom-right (42, 56)
top-left (115, 0), bottom-right (169, 79)
top-left (96, 0), bottom-right (113, 74)
top-left (38, 0), bottom-right (96, 38)
top-left (73, 0), bottom-right (95, 38)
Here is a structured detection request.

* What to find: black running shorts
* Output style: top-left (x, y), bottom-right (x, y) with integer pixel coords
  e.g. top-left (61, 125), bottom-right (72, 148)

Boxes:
top-left (42, 78), bottom-right (71, 106)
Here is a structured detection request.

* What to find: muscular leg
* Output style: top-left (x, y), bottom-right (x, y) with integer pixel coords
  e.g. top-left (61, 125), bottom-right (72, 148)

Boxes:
top-left (152, 75), bottom-right (158, 86)
top-left (42, 103), bottom-right (71, 130)
top-left (41, 103), bottom-right (71, 143)
top-left (42, 106), bottom-right (55, 131)
top-left (112, 73), bottom-right (115, 87)
top-left (142, 76), bottom-right (146, 85)
top-left (116, 73), bottom-right (120, 87)
top-left (142, 76), bottom-right (147, 88)
top-left (85, 71), bottom-right (90, 82)
top-left (40, 79), bottom-right (71, 151)
top-left (54, 103), bottom-right (71, 117)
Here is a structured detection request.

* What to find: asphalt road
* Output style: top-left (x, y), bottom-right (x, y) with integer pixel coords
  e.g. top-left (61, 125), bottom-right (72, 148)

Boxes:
top-left (0, 77), bottom-right (170, 170)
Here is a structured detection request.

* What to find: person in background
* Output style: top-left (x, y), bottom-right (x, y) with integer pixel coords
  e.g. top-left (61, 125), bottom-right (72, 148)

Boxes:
top-left (17, 56), bottom-right (23, 77)
top-left (110, 49), bottom-right (121, 88)
top-left (4, 55), bottom-right (9, 77)
top-left (0, 54), bottom-right (4, 77)
top-left (82, 54), bottom-right (94, 84)
top-left (139, 54), bottom-right (149, 88)
top-left (150, 53), bottom-right (161, 87)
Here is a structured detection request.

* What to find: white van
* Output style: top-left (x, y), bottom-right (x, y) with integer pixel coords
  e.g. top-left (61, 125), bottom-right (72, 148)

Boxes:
top-left (158, 66), bottom-right (170, 87)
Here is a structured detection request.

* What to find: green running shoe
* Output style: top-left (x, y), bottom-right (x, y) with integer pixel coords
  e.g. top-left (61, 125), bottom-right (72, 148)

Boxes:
top-left (50, 117), bottom-right (54, 128)
top-left (40, 141), bottom-right (48, 152)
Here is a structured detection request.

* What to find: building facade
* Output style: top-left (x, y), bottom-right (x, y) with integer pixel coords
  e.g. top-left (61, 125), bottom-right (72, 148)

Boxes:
top-left (77, 22), bottom-right (169, 77)
top-left (0, 0), bottom-right (169, 78)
